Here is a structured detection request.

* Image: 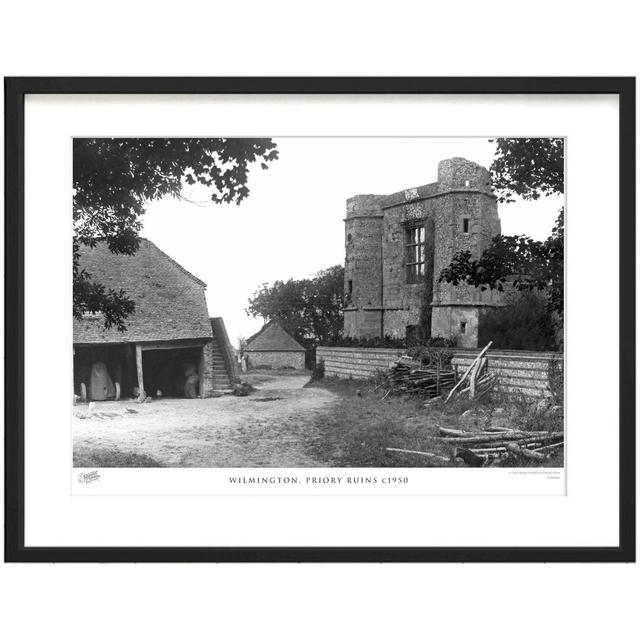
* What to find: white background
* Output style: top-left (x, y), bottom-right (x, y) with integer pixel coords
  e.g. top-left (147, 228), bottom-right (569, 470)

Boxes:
top-left (1, 2), bottom-right (638, 640)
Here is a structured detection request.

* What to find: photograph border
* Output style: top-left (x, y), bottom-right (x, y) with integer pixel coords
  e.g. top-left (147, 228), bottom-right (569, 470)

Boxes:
top-left (4, 76), bottom-right (635, 562)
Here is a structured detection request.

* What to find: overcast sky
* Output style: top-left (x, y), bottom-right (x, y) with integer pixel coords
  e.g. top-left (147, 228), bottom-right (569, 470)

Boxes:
top-left (141, 138), bottom-right (564, 346)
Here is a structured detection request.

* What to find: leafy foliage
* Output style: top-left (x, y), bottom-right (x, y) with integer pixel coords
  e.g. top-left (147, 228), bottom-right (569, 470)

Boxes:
top-left (439, 209), bottom-right (564, 316)
top-left (73, 137), bottom-right (278, 329)
top-left (325, 335), bottom-right (407, 349)
top-left (478, 290), bottom-right (559, 351)
top-left (490, 138), bottom-right (564, 203)
top-left (406, 337), bottom-right (457, 367)
top-left (324, 335), bottom-right (456, 356)
top-left (246, 265), bottom-right (345, 347)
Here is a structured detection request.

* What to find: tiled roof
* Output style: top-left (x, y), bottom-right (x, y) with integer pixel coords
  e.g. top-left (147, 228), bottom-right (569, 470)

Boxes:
top-left (73, 238), bottom-right (213, 344)
top-left (244, 320), bottom-right (305, 352)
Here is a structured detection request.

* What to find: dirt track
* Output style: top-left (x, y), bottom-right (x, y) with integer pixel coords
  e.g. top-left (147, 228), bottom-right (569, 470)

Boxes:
top-left (73, 371), bottom-right (339, 467)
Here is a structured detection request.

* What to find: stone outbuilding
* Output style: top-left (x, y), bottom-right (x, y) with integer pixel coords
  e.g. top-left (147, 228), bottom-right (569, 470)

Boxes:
top-left (343, 157), bottom-right (504, 348)
top-left (73, 238), bottom-right (236, 400)
top-left (243, 320), bottom-right (306, 369)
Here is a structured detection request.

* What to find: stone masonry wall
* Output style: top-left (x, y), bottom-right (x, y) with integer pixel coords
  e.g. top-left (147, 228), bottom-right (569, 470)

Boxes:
top-left (246, 351), bottom-right (306, 370)
top-left (318, 346), bottom-right (563, 399)
top-left (199, 340), bottom-right (215, 398)
top-left (451, 350), bottom-right (563, 399)
top-left (431, 306), bottom-right (480, 348)
top-left (317, 346), bottom-right (405, 379)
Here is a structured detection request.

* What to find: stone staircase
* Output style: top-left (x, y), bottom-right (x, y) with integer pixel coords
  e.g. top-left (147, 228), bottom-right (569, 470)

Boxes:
top-left (210, 317), bottom-right (238, 393)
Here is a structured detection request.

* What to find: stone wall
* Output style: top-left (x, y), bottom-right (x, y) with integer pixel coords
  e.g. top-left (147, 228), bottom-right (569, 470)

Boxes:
top-left (452, 350), bottom-right (563, 399)
top-left (317, 346), bottom-right (564, 399)
top-left (246, 351), bottom-right (306, 370)
top-left (431, 306), bottom-right (480, 349)
top-left (199, 340), bottom-right (215, 398)
top-left (316, 346), bottom-right (405, 379)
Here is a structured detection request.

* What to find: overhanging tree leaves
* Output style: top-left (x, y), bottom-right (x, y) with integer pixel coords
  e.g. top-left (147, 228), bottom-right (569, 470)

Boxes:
top-left (439, 209), bottom-right (564, 313)
top-left (73, 137), bottom-right (279, 330)
top-left (246, 266), bottom-right (345, 347)
top-left (439, 138), bottom-right (565, 318)
top-left (490, 137), bottom-right (564, 203)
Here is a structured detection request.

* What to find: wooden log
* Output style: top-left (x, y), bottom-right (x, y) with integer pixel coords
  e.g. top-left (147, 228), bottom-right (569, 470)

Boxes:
top-left (386, 447), bottom-right (450, 463)
top-left (469, 359), bottom-right (480, 398)
top-left (475, 379), bottom-right (497, 400)
top-left (438, 431), bottom-right (563, 445)
top-left (505, 443), bottom-right (547, 460)
top-left (469, 446), bottom-right (508, 453)
top-left (444, 341), bottom-right (492, 403)
top-left (438, 427), bottom-right (477, 437)
top-left (532, 441), bottom-right (565, 453)
top-left (439, 426), bottom-right (542, 439)
top-left (469, 443), bottom-right (544, 454)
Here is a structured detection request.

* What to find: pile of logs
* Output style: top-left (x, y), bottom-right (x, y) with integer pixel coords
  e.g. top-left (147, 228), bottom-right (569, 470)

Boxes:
top-left (385, 356), bottom-right (456, 398)
top-left (438, 425), bottom-right (564, 466)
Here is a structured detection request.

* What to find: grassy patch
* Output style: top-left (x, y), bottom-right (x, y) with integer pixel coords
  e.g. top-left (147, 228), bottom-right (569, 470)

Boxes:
top-left (73, 446), bottom-right (164, 468)
top-left (304, 377), bottom-right (455, 467)
top-left (305, 376), bottom-right (564, 468)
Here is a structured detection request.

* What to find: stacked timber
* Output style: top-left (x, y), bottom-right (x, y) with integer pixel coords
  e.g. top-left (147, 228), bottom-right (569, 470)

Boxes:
top-left (438, 426), bottom-right (564, 466)
top-left (386, 358), bottom-right (456, 398)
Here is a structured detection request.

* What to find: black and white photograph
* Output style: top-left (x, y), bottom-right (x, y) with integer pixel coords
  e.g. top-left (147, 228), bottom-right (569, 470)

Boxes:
top-left (72, 136), bottom-right (565, 471)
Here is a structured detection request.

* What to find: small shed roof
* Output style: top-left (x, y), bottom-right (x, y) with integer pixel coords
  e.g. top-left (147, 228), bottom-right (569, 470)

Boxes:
top-left (73, 238), bottom-right (213, 345)
top-left (244, 320), bottom-right (305, 352)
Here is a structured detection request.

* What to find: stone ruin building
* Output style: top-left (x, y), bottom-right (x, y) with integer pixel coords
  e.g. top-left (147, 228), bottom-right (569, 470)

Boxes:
top-left (343, 157), bottom-right (503, 348)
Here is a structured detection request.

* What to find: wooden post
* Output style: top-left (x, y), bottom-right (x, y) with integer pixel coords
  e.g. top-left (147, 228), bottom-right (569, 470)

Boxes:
top-left (445, 341), bottom-right (492, 404)
top-left (198, 346), bottom-right (205, 399)
top-left (469, 360), bottom-right (478, 398)
top-left (135, 344), bottom-right (145, 400)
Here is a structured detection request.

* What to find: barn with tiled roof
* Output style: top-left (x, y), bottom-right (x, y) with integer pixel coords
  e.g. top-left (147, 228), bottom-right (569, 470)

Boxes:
top-left (73, 239), bottom-right (236, 400)
top-left (243, 320), bottom-right (306, 370)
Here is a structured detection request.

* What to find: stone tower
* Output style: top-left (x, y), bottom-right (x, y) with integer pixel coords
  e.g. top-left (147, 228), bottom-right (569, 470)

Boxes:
top-left (343, 157), bottom-right (503, 347)
top-left (343, 194), bottom-right (384, 338)
top-left (430, 158), bottom-right (502, 345)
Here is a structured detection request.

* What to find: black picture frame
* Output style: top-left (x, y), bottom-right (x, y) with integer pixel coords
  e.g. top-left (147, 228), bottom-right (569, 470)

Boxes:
top-left (4, 77), bottom-right (636, 563)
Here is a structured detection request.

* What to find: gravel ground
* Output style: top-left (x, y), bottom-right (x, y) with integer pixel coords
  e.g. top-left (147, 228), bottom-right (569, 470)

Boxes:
top-left (73, 371), bottom-right (338, 467)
